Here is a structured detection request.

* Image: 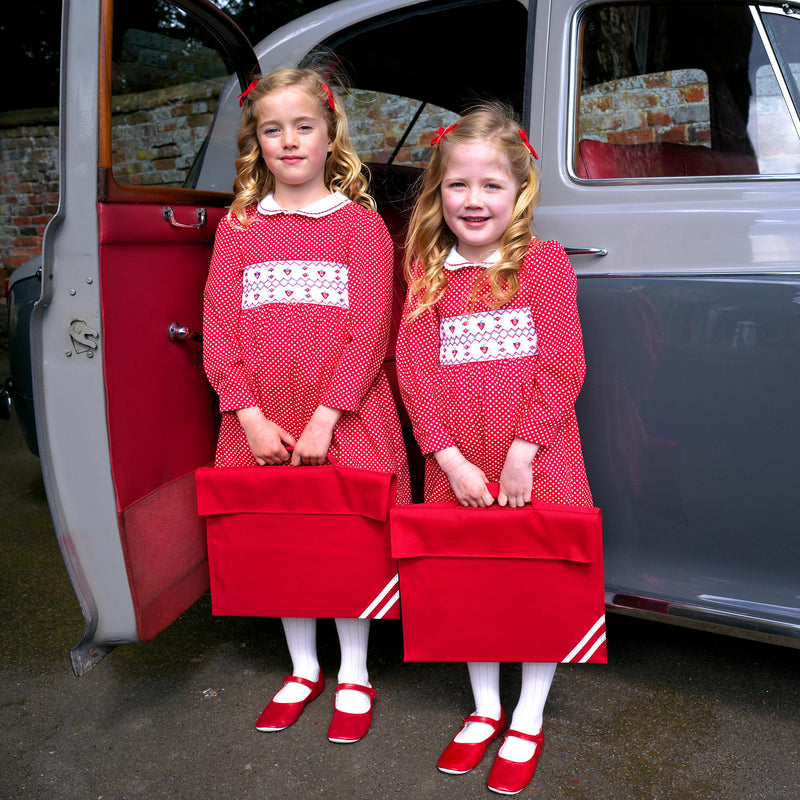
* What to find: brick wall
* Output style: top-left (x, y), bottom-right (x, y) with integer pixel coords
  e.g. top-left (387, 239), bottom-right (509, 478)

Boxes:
top-left (0, 107), bottom-right (60, 295)
top-left (579, 69), bottom-right (711, 146)
top-left (0, 81), bottom-right (454, 321)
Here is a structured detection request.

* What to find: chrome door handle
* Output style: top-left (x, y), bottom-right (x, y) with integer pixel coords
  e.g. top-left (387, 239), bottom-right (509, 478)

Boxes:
top-left (162, 207), bottom-right (207, 229)
top-left (168, 322), bottom-right (202, 343)
top-left (564, 245), bottom-right (608, 256)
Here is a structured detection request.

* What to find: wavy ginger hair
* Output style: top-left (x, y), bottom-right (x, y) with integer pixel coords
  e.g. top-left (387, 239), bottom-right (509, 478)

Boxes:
top-left (404, 104), bottom-right (540, 318)
top-left (229, 68), bottom-right (374, 224)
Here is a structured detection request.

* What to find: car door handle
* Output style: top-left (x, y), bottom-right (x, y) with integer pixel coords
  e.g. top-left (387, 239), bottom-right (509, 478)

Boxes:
top-left (162, 207), bottom-right (207, 229)
top-left (168, 322), bottom-right (202, 343)
top-left (564, 245), bottom-right (608, 256)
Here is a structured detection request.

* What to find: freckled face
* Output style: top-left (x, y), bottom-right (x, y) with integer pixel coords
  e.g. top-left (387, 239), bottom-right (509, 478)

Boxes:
top-left (440, 142), bottom-right (519, 263)
top-left (255, 87), bottom-right (332, 203)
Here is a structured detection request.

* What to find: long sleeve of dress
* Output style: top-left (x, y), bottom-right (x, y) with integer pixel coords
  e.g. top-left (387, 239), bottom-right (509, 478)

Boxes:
top-left (202, 216), bottom-right (259, 413)
top-left (515, 241), bottom-right (586, 448)
top-left (319, 210), bottom-right (394, 412)
top-left (395, 275), bottom-right (456, 455)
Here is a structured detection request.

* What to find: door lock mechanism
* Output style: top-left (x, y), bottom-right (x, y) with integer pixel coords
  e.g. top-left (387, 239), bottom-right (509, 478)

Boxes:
top-left (69, 320), bottom-right (100, 356)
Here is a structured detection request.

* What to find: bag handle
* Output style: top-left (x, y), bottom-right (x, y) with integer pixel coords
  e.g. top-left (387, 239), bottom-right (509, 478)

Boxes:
top-left (283, 444), bottom-right (339, 467)
top-left (448, 482), bottom-right (500, 509)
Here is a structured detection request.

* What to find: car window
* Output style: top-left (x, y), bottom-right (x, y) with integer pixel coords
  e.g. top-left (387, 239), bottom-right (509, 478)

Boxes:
top-left (317, 0), bottom-right (527, 169)
top-left (109, 0), bottom-right (240, 189)
top-left (574, 2), bottom-right (800, 180)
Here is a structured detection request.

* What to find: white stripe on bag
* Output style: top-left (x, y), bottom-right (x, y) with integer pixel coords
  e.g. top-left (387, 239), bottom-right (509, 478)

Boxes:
top-left (579, 631), bottom-right (607, 663)
top-left (563, 615), bottom-right (606, 663)
top-left (374, 590), bottom-right (400, 619)
top-left (359, 574), bottom-right (400, 619)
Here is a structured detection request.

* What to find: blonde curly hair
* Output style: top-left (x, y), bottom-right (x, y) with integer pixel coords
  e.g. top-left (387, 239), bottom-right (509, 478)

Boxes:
top-left (404, 102), bottom-right (540, 318)
top-left (229, 67), bottom-right (374, 224)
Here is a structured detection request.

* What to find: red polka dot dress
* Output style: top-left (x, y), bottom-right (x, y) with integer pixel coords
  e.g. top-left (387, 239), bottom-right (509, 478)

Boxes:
top-left (395, 239), bottom-right (591, 507)
top-left (203, 191), bottom-right (411, 504)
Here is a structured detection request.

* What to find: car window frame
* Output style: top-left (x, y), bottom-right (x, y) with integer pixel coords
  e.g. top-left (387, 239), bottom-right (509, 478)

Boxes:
top-left (567, 0), bottom-right (800, 185)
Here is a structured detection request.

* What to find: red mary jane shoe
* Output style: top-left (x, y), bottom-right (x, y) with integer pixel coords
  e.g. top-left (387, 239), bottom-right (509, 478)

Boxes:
top-left (487, 729), bottom-right (545, 795)
top-left (255, 674), bottom-right (325, 732)
top-left (436, 710), bottom-right (508, 775)
top-left (327, 683), bottom-right (377, 743)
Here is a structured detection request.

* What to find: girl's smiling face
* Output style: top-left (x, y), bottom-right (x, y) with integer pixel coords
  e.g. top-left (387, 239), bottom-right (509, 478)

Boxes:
top-left (255, 86), bottom-right (332, 208)
top-left (440, 142), bottom-right (519, 263)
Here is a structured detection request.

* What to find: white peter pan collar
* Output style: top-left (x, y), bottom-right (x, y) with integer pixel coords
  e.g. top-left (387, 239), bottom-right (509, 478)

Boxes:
top-left (257, 191), bottom-right (351, 218)
top-left (443, 247), bottom-right (502, 271)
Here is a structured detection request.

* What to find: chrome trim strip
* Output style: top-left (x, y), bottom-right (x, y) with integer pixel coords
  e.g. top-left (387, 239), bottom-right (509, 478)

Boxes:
top-left (608, 593), bottom-right (800, 649)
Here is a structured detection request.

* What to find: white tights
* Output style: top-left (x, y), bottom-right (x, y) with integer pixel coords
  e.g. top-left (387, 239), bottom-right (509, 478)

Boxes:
top-left (272, 617), bottom-right (372, 713)
top-left (453, 661), bottom-right (556, 762)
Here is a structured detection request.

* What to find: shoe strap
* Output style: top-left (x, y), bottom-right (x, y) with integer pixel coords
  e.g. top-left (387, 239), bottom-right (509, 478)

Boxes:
top-left (464, 713), bottom-right (504, 728)
top-left (283, 674), bottom-right (319, 690)
top-left (335, 682), bottom-right (377, 698)
top-left (504, 728), bottom-right (544, 745)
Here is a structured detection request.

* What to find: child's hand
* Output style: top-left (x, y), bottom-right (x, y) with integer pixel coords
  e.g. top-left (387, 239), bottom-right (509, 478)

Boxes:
top-left (292, 405), bottom-right (343, 466)
top-left (498, 438), bottom-right (540, 507)
top-left (236, 407), bottom-right (296, 465)
top-left (435, 447), bottom-right (494, 507)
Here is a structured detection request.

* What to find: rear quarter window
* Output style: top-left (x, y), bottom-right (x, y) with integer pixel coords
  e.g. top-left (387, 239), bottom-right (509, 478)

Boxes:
top-left (574, 2), bottom-right (800, 180)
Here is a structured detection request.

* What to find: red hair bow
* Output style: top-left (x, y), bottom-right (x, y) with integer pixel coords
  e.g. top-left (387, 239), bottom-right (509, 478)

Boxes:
top-left (238, 78), bottom-right (258, 107)
top-left (321, 82), bottom-right (336, 112)
top-left (518, 129), bottom-right (539, 160)
top-left (430, 123), bottom-right (458, 146)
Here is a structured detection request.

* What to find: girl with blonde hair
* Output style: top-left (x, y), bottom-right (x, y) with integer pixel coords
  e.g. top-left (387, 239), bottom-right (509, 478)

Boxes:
top-left (203, 67), bottom-right (410, 744)
top-left (396, 103), bottom-right (593, 794)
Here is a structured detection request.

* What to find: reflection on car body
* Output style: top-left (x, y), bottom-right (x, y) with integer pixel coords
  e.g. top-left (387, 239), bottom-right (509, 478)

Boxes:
top-left (6, 0), bottom-right (800, 672)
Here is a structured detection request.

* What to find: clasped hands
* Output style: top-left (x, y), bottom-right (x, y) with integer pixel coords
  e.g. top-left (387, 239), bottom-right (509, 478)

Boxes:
top-left (236, 405), bottom-right (342, 466)
top-left (435, 438), bottom-right (540, 508)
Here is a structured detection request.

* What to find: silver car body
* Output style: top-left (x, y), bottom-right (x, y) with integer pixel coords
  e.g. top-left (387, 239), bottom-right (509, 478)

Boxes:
top-left (31, 0), bottom-right (800, 673)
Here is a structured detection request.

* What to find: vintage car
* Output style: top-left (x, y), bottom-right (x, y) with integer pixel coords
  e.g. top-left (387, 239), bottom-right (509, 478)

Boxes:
top-left (6, 0), bottom-right (799, 673)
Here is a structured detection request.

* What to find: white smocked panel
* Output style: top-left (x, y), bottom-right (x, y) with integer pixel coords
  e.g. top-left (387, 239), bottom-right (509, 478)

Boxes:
top-left (242, 261), bottom-right (349, 309)
top-left (439, 307), bottom-right (537, 365)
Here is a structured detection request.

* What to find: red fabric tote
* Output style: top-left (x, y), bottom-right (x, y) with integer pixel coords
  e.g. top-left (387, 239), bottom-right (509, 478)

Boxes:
top-left (390, 497), bottom-right (606, 663)
top-left (196, 463), bottom-right (400, 619)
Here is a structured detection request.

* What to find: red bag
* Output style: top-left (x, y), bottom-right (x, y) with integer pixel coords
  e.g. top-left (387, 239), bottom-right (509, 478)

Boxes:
top-left (196, 463), bottom-right (400, 619)
top-left (390, 496), bottom-right (606, 663)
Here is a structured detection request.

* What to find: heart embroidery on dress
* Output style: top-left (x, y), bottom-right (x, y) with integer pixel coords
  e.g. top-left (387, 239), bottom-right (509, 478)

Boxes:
top-left (480, 346), bottom-right (488, 354)
top-left (322, 292), bottom-right (329, 299)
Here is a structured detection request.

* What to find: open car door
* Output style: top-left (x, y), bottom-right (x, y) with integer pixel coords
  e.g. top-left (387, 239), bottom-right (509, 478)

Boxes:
top-left (34, 0), bottom-right (258, 674)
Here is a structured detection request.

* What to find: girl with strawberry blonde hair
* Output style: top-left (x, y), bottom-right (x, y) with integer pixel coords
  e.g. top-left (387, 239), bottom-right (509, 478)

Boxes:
top-left (203, 66), bottom-right (410, 745)
top-left (396, 103), bottom-right (593, 794)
